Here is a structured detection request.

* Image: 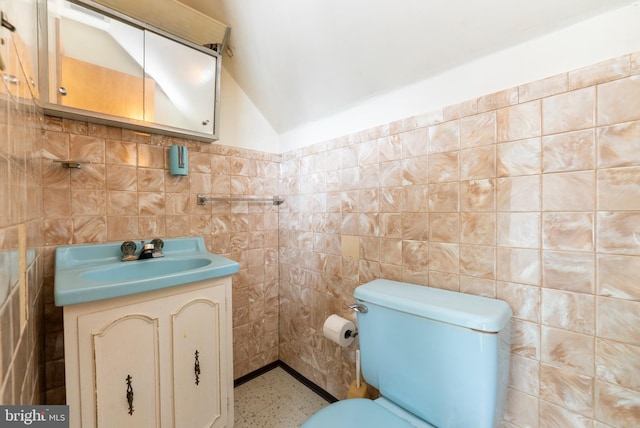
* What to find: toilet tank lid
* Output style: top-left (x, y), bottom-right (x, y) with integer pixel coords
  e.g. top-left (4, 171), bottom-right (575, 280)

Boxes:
top-left (354, 279), bottom-right (512, 332)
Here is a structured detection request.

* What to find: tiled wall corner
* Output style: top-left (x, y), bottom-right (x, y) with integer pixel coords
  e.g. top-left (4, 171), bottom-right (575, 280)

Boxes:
top-left (278, 52), bottom-right (640, 427)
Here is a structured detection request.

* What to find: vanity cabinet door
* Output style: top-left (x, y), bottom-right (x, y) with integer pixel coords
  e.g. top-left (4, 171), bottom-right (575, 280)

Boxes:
top-left (64, 277), bottom-right (234, 428)
top-left (171, 284), bottom-right (229, 427)
top-left (77, 303), bottom-right (162, 427)
top-left (64, 277), bottom-right (233, 428)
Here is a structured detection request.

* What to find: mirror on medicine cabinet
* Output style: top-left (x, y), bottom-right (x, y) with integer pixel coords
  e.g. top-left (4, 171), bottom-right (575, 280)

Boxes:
top-left (39, 0), bottom-right (223, 141)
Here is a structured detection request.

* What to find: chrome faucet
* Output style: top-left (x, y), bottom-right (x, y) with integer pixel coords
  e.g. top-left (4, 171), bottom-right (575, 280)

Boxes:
top-left (138, 241), bottom-right (155, 259)
top-left (120, 239), bottom-right (164, 261)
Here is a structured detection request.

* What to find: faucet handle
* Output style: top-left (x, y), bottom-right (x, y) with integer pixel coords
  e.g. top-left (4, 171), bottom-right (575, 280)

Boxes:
top-left (121, 241), bottom-right (138, 261)
top-left (150, 239), bottom-right (164, 253)
top-left (121, 241), bottom-right (136, 256)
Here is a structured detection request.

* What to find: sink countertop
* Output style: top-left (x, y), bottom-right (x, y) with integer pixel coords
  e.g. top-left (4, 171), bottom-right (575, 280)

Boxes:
top-left (54, 237), bottom-right (239, 306)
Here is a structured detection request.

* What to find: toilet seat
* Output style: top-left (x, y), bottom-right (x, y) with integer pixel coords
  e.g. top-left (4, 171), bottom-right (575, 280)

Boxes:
top-left (302, 398), bottom-right (433, 428)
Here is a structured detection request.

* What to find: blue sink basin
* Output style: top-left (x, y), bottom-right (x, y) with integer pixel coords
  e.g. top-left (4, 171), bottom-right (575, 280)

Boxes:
top-left (55, 237), bottom-right (239, 306)
top-left (80, 257), bottom-right (213, 282)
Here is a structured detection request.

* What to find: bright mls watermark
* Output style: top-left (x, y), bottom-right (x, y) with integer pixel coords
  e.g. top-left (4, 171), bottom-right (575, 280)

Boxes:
top-left (0, 406), bottom-right (68, 427)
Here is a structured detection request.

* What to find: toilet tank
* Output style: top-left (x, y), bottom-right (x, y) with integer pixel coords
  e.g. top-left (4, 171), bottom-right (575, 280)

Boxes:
top-left (354, 279), bottom-right (512, 428)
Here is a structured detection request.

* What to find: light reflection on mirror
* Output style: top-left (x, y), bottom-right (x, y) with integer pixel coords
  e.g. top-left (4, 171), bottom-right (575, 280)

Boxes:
top-left (144, 31), bottom-right (215, 133)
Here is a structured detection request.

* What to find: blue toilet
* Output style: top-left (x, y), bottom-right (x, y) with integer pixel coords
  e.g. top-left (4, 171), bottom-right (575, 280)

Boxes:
top-left (302, 279), bottom-right (512, 428)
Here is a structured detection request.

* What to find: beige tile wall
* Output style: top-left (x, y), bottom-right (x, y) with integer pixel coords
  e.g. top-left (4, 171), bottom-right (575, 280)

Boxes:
top-left (31, 47), bottom-right (640, 427)
top-left (0, 31), bottom-right (45, 404)
top-left (278, 52), bottom-right (640, 427)
top-left (41, 118), bottom-right (281, 401)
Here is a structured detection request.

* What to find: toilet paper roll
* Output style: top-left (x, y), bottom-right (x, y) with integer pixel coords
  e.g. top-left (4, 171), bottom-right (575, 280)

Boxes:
top-left (323, 314), bottom-right (355, 347)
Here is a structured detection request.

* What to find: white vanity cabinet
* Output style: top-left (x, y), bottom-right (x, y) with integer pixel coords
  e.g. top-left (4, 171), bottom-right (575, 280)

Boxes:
top-left (63, 277), bottom-right (233, 428)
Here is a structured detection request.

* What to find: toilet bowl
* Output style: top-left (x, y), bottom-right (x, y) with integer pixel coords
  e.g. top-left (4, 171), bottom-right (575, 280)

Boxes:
top-left (304, 397), bottom-right (434, 427)
top-left (302, 279), bottom-right (512, 428)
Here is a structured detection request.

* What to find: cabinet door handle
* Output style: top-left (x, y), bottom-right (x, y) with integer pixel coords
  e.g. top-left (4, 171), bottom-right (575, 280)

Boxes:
top-left (194, 350), bottom-right (201, 385)
top-left (126, 374), bottom-right (134, 415)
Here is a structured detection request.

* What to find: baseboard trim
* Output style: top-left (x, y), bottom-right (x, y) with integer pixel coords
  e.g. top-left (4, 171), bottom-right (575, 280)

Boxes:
top-left (278, 361), bottom-right (339, 403)
top-left (234, 360), bottom-right (338, 403)
top-left (233, 361), bottom-right (280, 387)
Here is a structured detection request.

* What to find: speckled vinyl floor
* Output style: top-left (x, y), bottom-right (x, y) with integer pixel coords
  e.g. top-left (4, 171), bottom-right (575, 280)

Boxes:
top-left (234, 367), bottom-right (330, 428)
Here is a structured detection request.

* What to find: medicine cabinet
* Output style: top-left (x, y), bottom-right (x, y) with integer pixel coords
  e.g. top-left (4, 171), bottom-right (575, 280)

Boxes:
top-left (38, 0), bottom-right (226, 141)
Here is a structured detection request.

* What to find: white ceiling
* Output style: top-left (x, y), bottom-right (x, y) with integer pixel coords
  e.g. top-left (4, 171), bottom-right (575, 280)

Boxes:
top-left (177, 0), bottom-right (636, 134)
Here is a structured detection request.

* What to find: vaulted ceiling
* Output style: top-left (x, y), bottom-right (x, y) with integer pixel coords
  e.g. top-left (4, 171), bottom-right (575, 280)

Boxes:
top-left (117, 0), bottom-right (640, 133)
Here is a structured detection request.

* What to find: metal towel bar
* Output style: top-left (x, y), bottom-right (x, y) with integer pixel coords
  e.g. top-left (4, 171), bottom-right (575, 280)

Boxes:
top-left (197, 194), bottom-right (284, 206)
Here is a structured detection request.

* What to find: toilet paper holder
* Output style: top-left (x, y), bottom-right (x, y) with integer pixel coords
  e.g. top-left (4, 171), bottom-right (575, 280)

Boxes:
top-left (323, 314), bottom-right (358, 346)
top-left (345, 328), bottom-right (358, 339)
